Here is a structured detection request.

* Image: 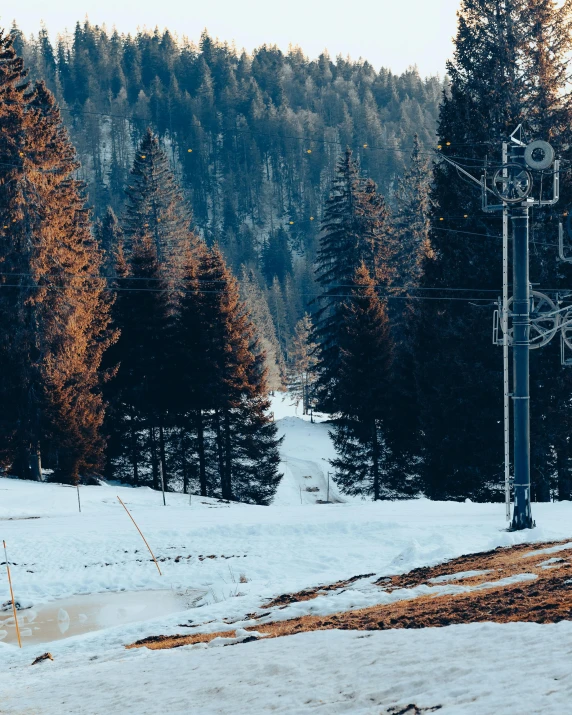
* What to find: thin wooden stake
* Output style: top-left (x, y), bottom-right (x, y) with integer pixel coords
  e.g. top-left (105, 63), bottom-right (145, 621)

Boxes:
top-left (116, 496), bottom-right (162, 575)
top-left (77, 484), bottom-right (82, 513)
top-left (3, 541), bottom-right (22, 648)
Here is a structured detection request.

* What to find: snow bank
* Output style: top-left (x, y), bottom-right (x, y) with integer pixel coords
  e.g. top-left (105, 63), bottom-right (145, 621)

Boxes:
top-left (3, 622), bottom-right (572, 713)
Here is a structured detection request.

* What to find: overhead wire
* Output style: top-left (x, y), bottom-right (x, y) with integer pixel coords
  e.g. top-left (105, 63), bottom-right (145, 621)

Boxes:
top-left (0, 282), bottom-right (497, 302)
top-left (0, 270), bottom-right (503, 292)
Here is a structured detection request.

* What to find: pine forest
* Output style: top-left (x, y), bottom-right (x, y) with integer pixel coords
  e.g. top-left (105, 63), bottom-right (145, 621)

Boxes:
top-left (2, 0), bottom-right (572, 505)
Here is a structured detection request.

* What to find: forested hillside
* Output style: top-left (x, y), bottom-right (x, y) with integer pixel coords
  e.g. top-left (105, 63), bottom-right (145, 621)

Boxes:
top-left (2, 0), bottom-right (572, 508)
top-left (10, 21), bottom-right (443, 360)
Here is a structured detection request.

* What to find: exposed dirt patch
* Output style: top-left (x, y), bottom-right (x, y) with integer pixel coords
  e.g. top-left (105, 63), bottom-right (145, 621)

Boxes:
top-left (127, 539), bottom-right (572, 651)
top-left (127, 631), bottom-right (237, 649)
top-left (261, 573), bottom-right (376, 608)
top-left (378, 539), bottom-right (572, 590)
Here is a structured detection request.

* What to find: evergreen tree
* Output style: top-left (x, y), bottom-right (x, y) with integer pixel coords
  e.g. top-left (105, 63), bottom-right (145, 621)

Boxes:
top-left (196, 246), bottom-right (282, 503)
top-left (416, 1), bottom-right (523, 499)
top-left (173, 242), bottom-right (215, 496)
top-left (520, 0), bottom-right (572, 501)
top-left (393, 135), bottom-right (431, 290)
top-left (9, 22), bottom-right (25, 58)
top-left (240, 267), bottom-right (285, 392)
top-left (0, 33), bottom-right (114, 482)
top-left (94, 206), bottom-right (122, 278)
top-left (30, 83), bottom-right (116, 483)
top-left (105, 231), bottom-right (171, 488)
top-left (261, 227), bottom-right (292, 285)
top-left (314, 149), bottom-right (362, 412)
top-left (314, 149), bottom-right (393, 412)
top-left (0, 28), bottom-right (35, 475)
top-left (267, 276), bottom-right (289, 359)
top-left (124, 128), bottom-right (193, 271)
top-left (288, 314), bottom-right (318, 415)
top-left (386, 137), bottom-right (432, 470)
top-left (330, 264), bottom-right (397, 499)
top-left (37, 23), bottom-right (57, 92)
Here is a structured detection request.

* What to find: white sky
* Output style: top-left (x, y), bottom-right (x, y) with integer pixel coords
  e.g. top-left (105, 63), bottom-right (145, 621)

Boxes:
top-left (3, 0), bottom-right (461, 77)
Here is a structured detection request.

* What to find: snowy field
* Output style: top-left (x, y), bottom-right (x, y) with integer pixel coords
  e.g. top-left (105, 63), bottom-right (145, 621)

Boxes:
top-left (2, 395), bottom-right (572, 713)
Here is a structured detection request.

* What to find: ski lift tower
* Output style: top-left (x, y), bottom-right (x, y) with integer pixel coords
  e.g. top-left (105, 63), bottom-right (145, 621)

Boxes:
top-left (484, 126), bottom-right (560, 530)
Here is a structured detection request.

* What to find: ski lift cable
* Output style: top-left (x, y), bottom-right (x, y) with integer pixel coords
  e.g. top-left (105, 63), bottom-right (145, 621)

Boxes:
top-left (0, 282), bottom-right (497, 302)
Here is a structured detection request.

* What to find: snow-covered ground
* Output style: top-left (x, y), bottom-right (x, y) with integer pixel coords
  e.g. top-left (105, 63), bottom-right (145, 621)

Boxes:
top-left (5, 623), bottom-right (572, 714)
top-left (1, 396), bottom-right (572, 713)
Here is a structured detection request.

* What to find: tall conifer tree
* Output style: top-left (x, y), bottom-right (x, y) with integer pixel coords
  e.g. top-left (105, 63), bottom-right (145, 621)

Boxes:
top-left (288, 314), bottom-right (318, 416)
top-left (330, 265), bottom-right (398, 499)
top-left (105, 231), bottom-right (171, 487)
top-left (0, 33), bottom-right (114, 482)
top-left (124, 129), bottom-right (193, 271)
top-left (393, 135), bottom-right (431, 290)
top-left (94, 207), bottom-right (122, 278)
top-left (196, 246), bottom-right (282, 503)
top-left (173, 242), bottom-right (217, 497)
top-left (386, 138), bottom-right (432, 469)
top-left (240, 267), bottom-right (285, 392)
top-left (261, 228), bottom-right (293, 286)
top-left (314, 149), bottom-right (394, 412)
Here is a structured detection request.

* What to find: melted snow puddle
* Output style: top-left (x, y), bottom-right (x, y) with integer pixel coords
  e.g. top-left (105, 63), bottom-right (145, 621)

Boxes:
top-left (0, 589), bottom-right (201, 646)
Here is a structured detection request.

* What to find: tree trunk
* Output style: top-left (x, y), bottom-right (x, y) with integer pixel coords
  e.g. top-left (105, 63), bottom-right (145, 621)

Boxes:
top-left (29, 402), bottom-right (43, 481)
top-left (196, 410), bottom-right (207, 497)
top-left (214, 410), bottom-right (227, 498)
top-left (223, 408), bottom-right (233, 501)
top-left (29, 441), bottom-right (42, 482)
top-left (130, 406), bottom-right (139, 485)
top-left (533, 471), bottom-right (551, 502)
top-left (372, 419), bottom-right (380, 501)
top-left (182, 428), bottom-right (189, 495)
top-left (557, 446), bottom-right (571, 501)
top-left (149, 425), bottom-right (159, 490)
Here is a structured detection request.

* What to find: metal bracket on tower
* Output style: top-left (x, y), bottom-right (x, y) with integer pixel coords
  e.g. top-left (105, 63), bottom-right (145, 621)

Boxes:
top-left (558, 219), bottom-right (572, 263)
top-left (510, 124), bottom-right (527, 147)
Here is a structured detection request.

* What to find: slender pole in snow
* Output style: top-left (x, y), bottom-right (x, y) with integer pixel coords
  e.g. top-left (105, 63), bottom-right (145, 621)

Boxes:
top-left (511, 201), bottom-right (533, 529)
top-left (510, 144), bottom-right (532, 530)
top-left (76, 484), bottom-right (82, 513)
top-left (502, 142), bottom-right (511, 523)
top-left (3, 541), bottom-right (22, 648)
top-left (327, 472), bottom-right (330, 503)
top-left (116, 496), bottom-right (162, 575)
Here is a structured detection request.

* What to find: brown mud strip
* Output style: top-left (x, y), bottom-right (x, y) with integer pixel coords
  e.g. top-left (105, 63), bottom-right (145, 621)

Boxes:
top-left (262, 572), bottom-right (376, 608)
top-left (127, 539), bottom-right (572, 651)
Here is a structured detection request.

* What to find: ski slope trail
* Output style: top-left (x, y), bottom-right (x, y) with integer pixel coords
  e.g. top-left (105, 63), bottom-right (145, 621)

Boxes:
top-left (280, 455), bottom-right (342, 505)
top-left (273, 415), bottom-right (346, 505)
